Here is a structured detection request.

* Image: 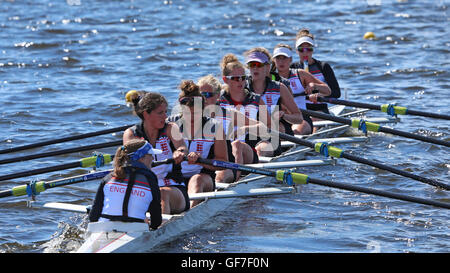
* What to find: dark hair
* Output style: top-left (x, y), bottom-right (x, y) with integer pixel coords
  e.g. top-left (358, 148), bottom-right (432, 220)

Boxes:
top-left (296, 28), bottom-right (314, 40)
top-left (127, 90), bottom-right (168, 120)
top-left (112, 139), bottom-right (147, 179)
top-left (178, 80), bottom-right (204, 107)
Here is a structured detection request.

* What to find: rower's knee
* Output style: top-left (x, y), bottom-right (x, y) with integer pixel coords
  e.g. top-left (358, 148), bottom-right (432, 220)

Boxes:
top-left (256, 141), bottom-right (274, 157)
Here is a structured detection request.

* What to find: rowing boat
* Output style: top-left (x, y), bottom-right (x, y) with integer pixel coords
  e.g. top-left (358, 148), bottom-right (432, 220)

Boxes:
top-left (73, 105), bottom-right (400, 253)
top-left (43, 105), bottom-right (395, 253)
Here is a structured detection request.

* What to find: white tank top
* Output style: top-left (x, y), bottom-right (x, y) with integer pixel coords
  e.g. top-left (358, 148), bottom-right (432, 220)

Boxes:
top-left (287, 69), bottom-right (307, 110)
top-left (218, 92), bottom-right (260, 142)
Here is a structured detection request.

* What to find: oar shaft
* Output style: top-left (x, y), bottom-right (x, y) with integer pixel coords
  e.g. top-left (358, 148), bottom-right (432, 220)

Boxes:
top-left (309, 178), bottom-right (450, 209)
top-left (318, 97), bottom-right (380, 111)
top-left (341, 152), bottom-right (450, 190)
top-left (0, 161), bottom-right (81, 182)
top-left (0, 159), bottom-right (173, 199)
top-left (0, 170), bottom-right (111, 198)
top-left (197, 158), bottom-right (450, 209)
top-left (0, 140), bottom-right (122, 165)
top-left (0, 154), bottom-right (113, 181)
top-left (300, 109), bottom-right (450, 148)
top-left (318, 97), bottom-right (450, 120)
top-left (276, 131), bottom-right (448, 190)
top-left (0, 124), bottom-right (133, 155)
top-left (405, 109), bottom-right (450, 120)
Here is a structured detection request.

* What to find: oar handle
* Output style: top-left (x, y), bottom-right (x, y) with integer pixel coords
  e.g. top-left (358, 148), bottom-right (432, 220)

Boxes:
top-left (151, 158), bottom-right (175, 167)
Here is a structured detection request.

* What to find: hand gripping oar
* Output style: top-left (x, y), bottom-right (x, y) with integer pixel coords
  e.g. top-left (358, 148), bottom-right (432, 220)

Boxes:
top-left (0, 153), bottom-right (114, 182)
top-left (316, 97), bottom-right (450, 121)
top-left (300, 109), bottom-right (450, 148)
top-left (0, 158), bottom-right (174, 199)
top-left (275, 131), bottom-right (450, 190)
top-left (0, 124), bottom-right (133, 155)
top-left (196, 158), bottom-right (450, 209)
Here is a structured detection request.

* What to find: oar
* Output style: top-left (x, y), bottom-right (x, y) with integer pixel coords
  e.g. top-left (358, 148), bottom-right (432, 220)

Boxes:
top-left (0, 159), bottom-right (174, 199)
top-left (275, 131), bottom-right (450, 190)
top-left (316, 97), bottom-right (450, 120)
top-left (0, 124), bottom-right (133, 155)
top-left (0, 170), bottom-right (111, 198)
top-left (0, 140), bottom-right (122, 165)
top-left (300, 109), bottom-right (450, 148)
top-left (196, 158), bottom-right (450, 209)
top-left (0, 153), bottom-right (114, 182)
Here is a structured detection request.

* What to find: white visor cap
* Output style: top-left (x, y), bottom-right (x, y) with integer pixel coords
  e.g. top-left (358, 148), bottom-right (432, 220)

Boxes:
top-left (295, 36), bottom-right (316, 49)
top-left (273, 47), bottom-right (293, 58)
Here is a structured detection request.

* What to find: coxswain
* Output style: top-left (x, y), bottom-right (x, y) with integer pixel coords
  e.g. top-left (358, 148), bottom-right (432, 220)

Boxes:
top-left (89, 139), bottom-right (162, 229)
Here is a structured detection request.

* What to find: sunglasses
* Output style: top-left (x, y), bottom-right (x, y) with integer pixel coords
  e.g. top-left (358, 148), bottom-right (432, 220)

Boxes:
top-left (201, 92), bottom-right (217, 98)
top-left (179, 96), bottom-right (203, 106)
top-left (247, 62), bottom-right (267, 68)
top-left (298, 47), bottom-right (313, 52)
top-left (224, 75), bottom-right (247, 82)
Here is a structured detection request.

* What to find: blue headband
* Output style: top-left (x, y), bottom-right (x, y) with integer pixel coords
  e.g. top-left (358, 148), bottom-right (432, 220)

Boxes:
top-left (128, 141), bottom-right (161, 161)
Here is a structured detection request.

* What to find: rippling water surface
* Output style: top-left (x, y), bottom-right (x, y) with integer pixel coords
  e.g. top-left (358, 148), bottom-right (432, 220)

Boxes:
top-left (0, 0), bottom-right (448, 253)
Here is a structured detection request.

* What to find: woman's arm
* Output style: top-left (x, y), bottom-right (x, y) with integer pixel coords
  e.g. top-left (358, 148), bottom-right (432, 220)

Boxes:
top-left (123, 128), bottom-right (139, 144)
top-left (279, 83), bottom-right (303, 125)
top-left (321, 62), bottom-right (341, 98)
top-left (299, 69), bottom-right (331, 97)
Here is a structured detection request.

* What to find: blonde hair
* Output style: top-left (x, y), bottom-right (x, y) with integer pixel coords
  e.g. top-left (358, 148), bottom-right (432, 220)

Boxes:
top-left (113, 139), bottom-right (147, 180)
top-left (197, 74), bottom-right (222, 95)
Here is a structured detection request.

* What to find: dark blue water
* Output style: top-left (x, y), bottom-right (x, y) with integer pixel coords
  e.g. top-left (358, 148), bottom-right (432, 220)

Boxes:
top-left (0, 0), bottom-right (448, 253)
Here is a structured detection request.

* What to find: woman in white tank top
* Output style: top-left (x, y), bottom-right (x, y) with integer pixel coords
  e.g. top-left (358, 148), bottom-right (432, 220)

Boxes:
top-left (271, 44), bottom-right (331, 135)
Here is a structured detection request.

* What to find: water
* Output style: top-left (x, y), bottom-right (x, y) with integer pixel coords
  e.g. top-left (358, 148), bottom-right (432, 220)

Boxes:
top-left (0, 0), bottom-right (448, 253)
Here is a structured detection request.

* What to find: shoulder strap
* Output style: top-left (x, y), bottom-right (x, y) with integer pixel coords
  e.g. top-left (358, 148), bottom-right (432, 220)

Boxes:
top-left (122, 168), bottom-right (137, 218)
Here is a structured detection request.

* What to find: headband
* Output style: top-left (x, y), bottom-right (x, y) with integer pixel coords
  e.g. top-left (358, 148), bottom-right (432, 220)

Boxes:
top-left (128, 141), bottom-right (162, 161)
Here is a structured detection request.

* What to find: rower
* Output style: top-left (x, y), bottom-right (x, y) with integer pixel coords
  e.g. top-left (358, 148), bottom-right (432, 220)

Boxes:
top-left (168, 80), bottom-right (229, 208)
top-left (244, 47), bottom-right (303, 156)
top-left (89, 139), bottom-right (162, 229)
top-left (124, 91), bottom-right (190, 215)
top-left (290, 28), bottom-right (341, 115)
top-left (216, 53), bottom-right (269, 180)
top-left (271, 44), bottom-right (331, 135)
